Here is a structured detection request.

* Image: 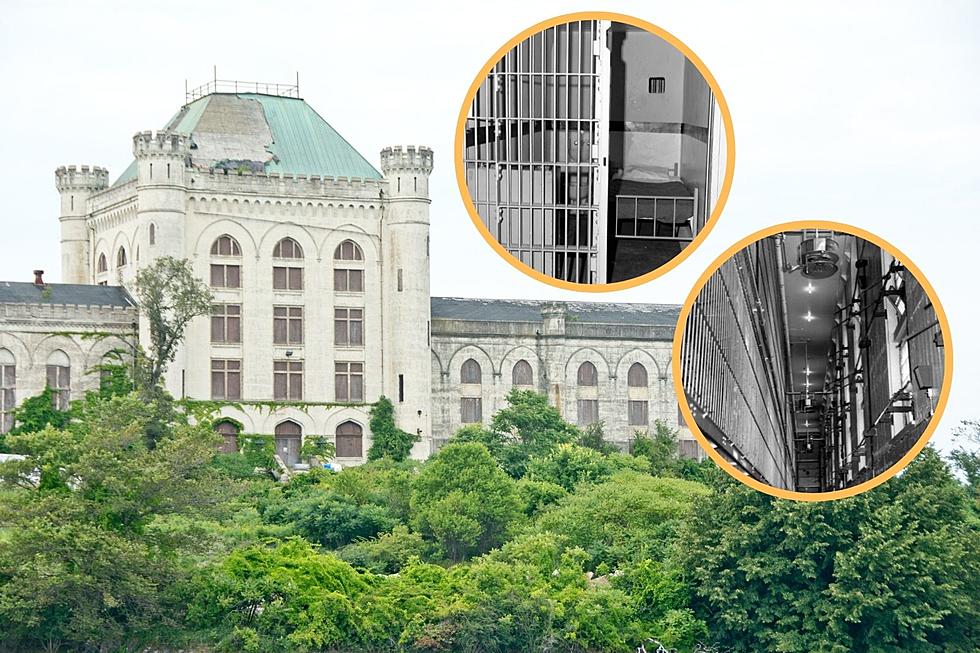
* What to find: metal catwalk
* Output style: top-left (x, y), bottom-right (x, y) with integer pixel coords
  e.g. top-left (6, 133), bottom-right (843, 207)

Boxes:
top-left (682, 231), bottom-right (945, 492)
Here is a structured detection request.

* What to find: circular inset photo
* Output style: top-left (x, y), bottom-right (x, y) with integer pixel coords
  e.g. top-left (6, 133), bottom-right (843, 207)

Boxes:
top-left (674, 222), bottom-right (952, 500)
top-left (456, 12), bottom-right (734, 289)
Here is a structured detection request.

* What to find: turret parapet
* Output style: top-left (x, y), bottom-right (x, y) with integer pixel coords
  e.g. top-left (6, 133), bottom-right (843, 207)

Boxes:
top-left (380, 145), bottom-right (433, 176)
top-left (54, 165), bottom-right (109, 192)
top-left (132, 130), bottom-right (191, 158)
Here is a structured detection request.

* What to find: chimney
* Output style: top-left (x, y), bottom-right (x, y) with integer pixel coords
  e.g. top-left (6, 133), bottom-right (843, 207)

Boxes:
top-left (33, 269), bottom-right (45, 287)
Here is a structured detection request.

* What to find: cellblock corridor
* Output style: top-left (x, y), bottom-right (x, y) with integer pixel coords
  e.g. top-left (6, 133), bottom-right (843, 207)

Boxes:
top-left (680, 229), bottom-right (946, 492)
top-left (463, 20), bottom-right (725, 284)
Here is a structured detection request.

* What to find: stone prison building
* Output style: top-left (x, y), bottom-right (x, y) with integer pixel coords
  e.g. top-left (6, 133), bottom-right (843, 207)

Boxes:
top-left (0, 81), bottom-right (701, 465)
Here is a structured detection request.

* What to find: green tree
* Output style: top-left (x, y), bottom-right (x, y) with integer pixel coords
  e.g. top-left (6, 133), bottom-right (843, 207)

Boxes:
top-left (367, 395), bottom-right (418, 461)
top-left (6, 387), bottom-right (70, 436)
top-left (526, 442), bottom-right (613, 491)
top-left (950, 420), bottom-right (980, 505)
top-left (681, 448), bottom-right (980, 653)
top-left (134, 256), bottom-right (213, 391)
top-left (411, 442), bottom-right (523, 561)
top-left (451, 389), bottom-right (579, 478)
top-left (261, 484), bottom-right (397, 549)
top-left (0, 393), bottom-right (232, 652)
top-left (533, 472), bottom-right (710, 568)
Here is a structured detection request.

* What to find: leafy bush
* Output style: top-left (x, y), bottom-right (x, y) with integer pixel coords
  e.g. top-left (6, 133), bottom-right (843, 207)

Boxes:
top-left (336, 525), bottom-right (432, 573)
top-left (526, 443), bottom-right (613, 491)
top-left (261, 485), bottom-right (397, 549)
top-left (411, 442), bottom-right (523, 561)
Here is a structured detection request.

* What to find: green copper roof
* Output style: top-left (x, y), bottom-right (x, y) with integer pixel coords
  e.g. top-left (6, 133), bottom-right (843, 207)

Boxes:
top-left (112, 93), bottom-right (381, 185)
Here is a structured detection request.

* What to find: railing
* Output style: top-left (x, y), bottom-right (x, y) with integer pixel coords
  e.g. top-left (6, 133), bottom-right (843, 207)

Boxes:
top-left (186, 77), bottom-right (300, 103)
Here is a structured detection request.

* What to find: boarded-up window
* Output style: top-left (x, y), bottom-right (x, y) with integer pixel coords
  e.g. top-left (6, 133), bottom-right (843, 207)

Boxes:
top-left (512, 359), bottom-right (533, 386)
top-left (628, 400), bottom-right (648, 426)
top-left (335, 308), bottom-right (364, 346)
top-left (46, 350), bottom-right (70, 411)
top-left (577, 361), bottom-right (598, 386)
top-left (461, 397), bottom-right (482, 424)
top-left (211, 235), bottom-right (242, 256)
top-left (211, 359), bottom-right (241, 400)
top-left (0, 349), bottom-right (15, 433)
top-left (336, 420), bottom-right (363, 457)
top-left (273, 238), bottom-right (304, 290)
top-left (334, 240), bottom-right (364, 261)
top-left (273, 237), bottom-right (304, 259)
top-left (211, 304), bottom-right (241, 343)
top-left (335, 362), bottom-right (364, 402)
top-left (461, 358), bottom-right (482, 384)
top-left (577, 399), bottom-right (598, 426)
top-left (334, 268), bottom-right (364, 292)
top-left (273, 265), bottom-right (303, 290)
top-left (211, 264), bottom-right (241, 288)
top-left (215, 420), bottom-right (239, 454)
top-left (273, 306), bottom-right (304, 345)
top-left (273, 360), bottom-right (303, 400)
top-left (627, 362), bottom-right (648, 387)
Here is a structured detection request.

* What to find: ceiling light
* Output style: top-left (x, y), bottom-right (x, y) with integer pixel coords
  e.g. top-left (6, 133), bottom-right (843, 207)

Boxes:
top-left (803, 311), bottom-right (815, 322)
top-left (804, 282), bottom-right (816, 294)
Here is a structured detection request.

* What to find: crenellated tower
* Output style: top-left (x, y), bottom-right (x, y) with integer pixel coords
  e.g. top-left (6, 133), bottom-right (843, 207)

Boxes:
top-left (55, 165), bottom-right (108, 283)
top-left (380, 145), bottom-right (433, 457)
top-left (133, 130), bottom-right (190, 261)
top-left (133, 130), bottom-right (191, 393)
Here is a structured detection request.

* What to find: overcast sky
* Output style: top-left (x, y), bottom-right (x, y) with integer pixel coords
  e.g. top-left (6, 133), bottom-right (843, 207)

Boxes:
top-left (1, 1), bottom-right (978, 450)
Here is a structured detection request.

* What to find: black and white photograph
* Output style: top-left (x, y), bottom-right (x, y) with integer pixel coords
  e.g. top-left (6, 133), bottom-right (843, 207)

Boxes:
top-left (462, 18), bottom-right (729, 285)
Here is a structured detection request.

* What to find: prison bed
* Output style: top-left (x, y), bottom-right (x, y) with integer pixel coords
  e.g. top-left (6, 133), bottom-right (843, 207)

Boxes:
top-left (611, 173), bottom-right (698, 242)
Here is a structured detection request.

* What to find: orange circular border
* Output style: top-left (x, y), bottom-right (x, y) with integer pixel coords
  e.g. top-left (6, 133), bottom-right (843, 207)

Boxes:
top-left (454, 12), bottom-right (736, 292)
top-left (671, 220), bottom-right (954, 501)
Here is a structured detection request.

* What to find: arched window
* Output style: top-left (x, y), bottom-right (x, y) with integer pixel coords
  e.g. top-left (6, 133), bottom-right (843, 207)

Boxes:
top-left (46, 349), bottom-right (71, 411)
top-left (135, 246), bottom-right (140, 262)
top-left (274, 420), bottom-right (302, 467)
top-left (148, 223), bottom-right (156, 245)
top-left (627, 363), bottom-right (649, 427)
top-left (214, 420), bottom-right (239, 454)
top-left (627, 363), bottom-right (647, 387)
top-left (273, 237), bottom-right (303, 259)
top-left (577, 361), bottom-right (598, 386)
top-left (97, 253), bottom-right (108, 274)
top-left (273, 238), bottom-right (304, 290)
top-left (461, 358), bottom-right (482, 384)
top-left (334, 240), bottom-right (364, 292)
top-left (512, 359), bottom-right (533, 386)
top-left (335, 420), bottom-right (363, 458)
top-left (116, 247), bottom-right (127, 267)
top-left (210, 235), bottom-right (242, 288)
top-left (576, 361), bottom-right (598, 426)
top-left (334, 240), bottom-right (363, 261)
top-left (0, 348), bottom-right (15, 433)
top-left (460, 358), bottom-right (482, 423)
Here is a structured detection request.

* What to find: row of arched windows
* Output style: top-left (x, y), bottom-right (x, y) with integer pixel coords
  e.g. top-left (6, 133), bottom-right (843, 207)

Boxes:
top-left (458, 358), bottom-right (649, 388)
top-left (208, 234), bottom-right (364, 292)
top-left (0, 348), bottom-right (72, 433)
top-left (457, 358), bottom-right (652, 427)
top-left (214, 418), bottom-right (364, 465)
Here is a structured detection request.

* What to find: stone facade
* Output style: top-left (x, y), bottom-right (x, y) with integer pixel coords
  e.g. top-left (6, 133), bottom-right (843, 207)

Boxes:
top-left (0, 280), bottom-right (136, 432)
top-left (0, 88), bottom-right (698, 465)
top-left (430, 298), bottom-right (701, 456)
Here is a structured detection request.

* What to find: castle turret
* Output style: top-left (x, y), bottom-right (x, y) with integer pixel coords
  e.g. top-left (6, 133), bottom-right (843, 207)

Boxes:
top-left (55, 165), bottom-right (108, 283)
top-left (380, 145), bottom-right (433, 457)
top-left (133, 130), bottom-right (190, 262)
top-left (133, 130), bottom-right (190, 393)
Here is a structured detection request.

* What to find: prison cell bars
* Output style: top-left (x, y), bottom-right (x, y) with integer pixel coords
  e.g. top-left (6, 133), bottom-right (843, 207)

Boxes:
top-left (681, 239), bottom-right (795, 488)
top-left (464, 21), bottom-right (604, 284)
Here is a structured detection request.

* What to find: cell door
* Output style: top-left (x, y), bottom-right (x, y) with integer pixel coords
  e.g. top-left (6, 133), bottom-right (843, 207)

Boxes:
top-left (464, 20), bottom-right (610, 284)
